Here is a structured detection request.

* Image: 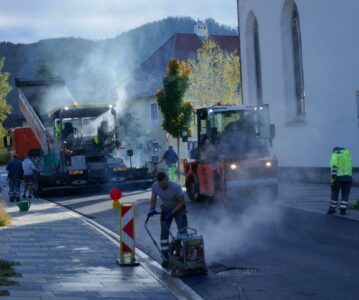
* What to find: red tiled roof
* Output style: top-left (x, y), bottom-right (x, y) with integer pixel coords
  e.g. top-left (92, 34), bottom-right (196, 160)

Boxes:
top-left (126, 33), bottom-right (240, 100)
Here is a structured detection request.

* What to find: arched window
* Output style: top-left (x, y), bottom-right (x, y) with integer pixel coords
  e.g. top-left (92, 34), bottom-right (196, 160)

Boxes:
top-left (253, 19), bottom-right (263, 104)
top-left (246, 12), bottom-right (262, 105)
top-left (282, 0), bottom-right (305, 122)
top-left (292, 4), bottom-right (305, 116)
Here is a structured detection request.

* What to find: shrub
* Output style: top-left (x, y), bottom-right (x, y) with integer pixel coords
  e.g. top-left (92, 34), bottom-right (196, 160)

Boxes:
top-left (0, 259), bottom-right (19, 293)
top-left (0, 148), bottom-right (9, 165)
top-left (0, 204), bottom-right (11, 226)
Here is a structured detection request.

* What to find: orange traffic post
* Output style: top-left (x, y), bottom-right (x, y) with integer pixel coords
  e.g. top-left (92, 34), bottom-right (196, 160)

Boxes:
top-left (110, 188), bottom-right (122, 209)
top-left (110, 188), bottom-right (139, 266)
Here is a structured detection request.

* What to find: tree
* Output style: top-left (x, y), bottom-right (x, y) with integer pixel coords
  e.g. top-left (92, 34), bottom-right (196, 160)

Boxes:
top-left (185, 39), bottom-right (241, 107)
top-left (0, 57), bottom-right (11, 140)
top-left (156, 59), bottom-right (194, 179)
top-left (35, 57), bottom-right (55, 78)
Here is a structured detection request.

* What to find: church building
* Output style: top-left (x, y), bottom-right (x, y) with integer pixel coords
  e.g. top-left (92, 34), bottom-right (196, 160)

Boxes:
top-left (237, 0), bottom-right (359, 182)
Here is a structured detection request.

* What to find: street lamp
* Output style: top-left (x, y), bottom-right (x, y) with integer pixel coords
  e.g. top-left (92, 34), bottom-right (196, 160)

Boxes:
top-left (181, 129), bottom-right (189, 142)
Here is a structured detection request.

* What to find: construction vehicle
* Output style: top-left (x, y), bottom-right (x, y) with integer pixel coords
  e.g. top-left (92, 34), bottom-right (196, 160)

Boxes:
top-left (184, 104), bottom-right (278, 202)
top-left (7, 77), bottom-right (153, 195)
top-left (6, 127), bottom-right (41, 160)
top-left (145, 212), bottom-right (207, 276)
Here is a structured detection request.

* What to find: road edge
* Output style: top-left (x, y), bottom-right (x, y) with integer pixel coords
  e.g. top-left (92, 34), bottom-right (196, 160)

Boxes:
top-left (49, 200), bottom-right (203, 300)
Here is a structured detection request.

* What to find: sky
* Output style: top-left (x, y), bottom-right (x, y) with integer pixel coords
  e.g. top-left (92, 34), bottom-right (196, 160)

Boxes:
top-left (0, 0), bottom-right (238, 44)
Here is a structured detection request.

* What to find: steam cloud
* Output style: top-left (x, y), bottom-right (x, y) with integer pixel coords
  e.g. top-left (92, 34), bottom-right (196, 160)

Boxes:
top-left (189, 197), bottom-right (282, 263)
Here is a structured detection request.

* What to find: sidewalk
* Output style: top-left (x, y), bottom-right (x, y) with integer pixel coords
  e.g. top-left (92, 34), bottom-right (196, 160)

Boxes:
top-left (278, 182), bottom-right (359, 221)
top-left (0, 199), bottom-right (176, 300)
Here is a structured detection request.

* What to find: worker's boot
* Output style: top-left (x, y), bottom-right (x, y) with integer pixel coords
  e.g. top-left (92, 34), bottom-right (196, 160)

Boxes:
top-left (340, 208), bottom-right (346, 216)
top-left (15, 193), bottom-right (20, 202)
top-left (161, 258), bottom-right (169, 269)
top-left (9, 193), bottom-right (14, 202)
top-left (326, 207), bottom-right (336, 215)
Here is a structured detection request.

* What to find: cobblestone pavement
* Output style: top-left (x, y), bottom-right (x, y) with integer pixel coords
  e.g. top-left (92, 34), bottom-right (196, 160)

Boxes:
top-left (0, 199), bottom-right (176, 300)
top-left (278, 182), bottom-right (359, 220)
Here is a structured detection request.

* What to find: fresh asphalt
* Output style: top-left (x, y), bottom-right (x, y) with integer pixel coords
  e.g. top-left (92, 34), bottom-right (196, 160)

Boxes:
top-left (39, 183), bottom-right (359, 300)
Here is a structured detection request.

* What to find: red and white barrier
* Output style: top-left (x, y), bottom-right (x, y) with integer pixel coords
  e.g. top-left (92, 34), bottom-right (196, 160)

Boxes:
top-left (118, 202), bottom-right (139, 266)
top-left (110, 188), bottom-right (139, 266)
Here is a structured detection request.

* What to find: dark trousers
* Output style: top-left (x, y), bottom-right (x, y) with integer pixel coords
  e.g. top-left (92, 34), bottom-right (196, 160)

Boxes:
top-left (160, 206), bottom-right (188, 259)
top-left (23, 175), bottom-right (34, 197)
top-left (330, 180), bottom-right (352, 210)
top-left (9, 178), bottom-right (21, 202)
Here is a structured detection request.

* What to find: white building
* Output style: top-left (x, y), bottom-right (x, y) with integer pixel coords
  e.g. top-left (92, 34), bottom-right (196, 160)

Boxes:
top-left (237, 0), bottom-right (359, 182)
top-left (125, 27), bottom-right (239, 167)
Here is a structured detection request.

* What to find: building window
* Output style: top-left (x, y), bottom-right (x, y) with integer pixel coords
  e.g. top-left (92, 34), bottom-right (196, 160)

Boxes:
top-left (253, 19), bottom-right (263, 104)
top-left (150, 102), bottom-right (158, 122)
top-left (246, 12), bottom-right (263, 105)
top-left (282, 0), bottom-right (306, 124)
top-left (292, 5), bottom-right (305, 116)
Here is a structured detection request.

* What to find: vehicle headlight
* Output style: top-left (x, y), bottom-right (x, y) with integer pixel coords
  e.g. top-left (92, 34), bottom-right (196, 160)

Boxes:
top-left (69, 170), bottom-right (83, 175)
top-left (265, 161), bottom-right (272, 168)
top-left (113, 167), bottom-right (127, 172)
top-left (230, 163), bottom-right (237, 170)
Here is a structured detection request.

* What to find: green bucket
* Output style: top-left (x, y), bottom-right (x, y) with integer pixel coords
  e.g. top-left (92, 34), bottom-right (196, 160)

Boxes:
top-left (17, 200), bottom-right (31, 212)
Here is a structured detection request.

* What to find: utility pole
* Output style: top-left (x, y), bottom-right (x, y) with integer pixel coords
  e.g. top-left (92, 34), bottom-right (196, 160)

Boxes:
top-left (236, 0), bottom-right (245, 104)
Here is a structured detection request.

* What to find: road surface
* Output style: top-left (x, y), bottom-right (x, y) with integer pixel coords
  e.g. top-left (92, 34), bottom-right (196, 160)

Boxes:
top-left (15, 180), bottom-right (359, 300)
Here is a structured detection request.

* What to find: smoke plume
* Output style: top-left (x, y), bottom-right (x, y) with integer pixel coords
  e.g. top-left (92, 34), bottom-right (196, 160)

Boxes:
top-left (189, 197), bottom-right (283, 263)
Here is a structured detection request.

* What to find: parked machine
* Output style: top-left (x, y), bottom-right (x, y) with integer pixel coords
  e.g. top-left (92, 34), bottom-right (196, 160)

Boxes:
top-left (184, 104), bottom-right (278, 202)
top-left (7, 78), bottom-right (153, 195)
top-left (145, 212), bottom-right (207, 276)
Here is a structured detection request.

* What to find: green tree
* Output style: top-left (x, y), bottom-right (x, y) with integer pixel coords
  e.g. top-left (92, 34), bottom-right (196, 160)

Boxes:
top-left (156, 59), bottom-right (193, 179)
top-left (0, 57), bottom-right (12, 140)
top-left (35, 58), bottom-right (55, 78)
top-left (185, 39), bottom-right (241, 107)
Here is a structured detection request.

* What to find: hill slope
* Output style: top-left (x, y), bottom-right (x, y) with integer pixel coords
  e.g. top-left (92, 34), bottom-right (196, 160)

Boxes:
top-left (0, 17), bottom-right (236, 126)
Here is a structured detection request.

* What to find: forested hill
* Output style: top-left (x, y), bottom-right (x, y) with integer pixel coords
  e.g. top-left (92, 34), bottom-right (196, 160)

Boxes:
top-left (0, 17), bottom-right (236, 125)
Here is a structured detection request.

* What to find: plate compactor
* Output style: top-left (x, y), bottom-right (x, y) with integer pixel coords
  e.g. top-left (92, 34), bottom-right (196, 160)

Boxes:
top-left (145, 213), bottom-right (207, 277)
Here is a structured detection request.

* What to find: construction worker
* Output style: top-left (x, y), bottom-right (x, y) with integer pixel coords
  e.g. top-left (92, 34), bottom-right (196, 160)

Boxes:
top-left (94, 135), bottom-right (100, 145)
top-left (62, 122), bottom-right (74, 141)
top-left (220, 118), bottom-right (267, 159)
top-left (94, 120), bottom-right (110, 146)
top-left (327, 147), bottom-right (352, 215)
top-left (22, 154), bottom-right (38, 198)
top-left (54, 120), bottom-right (63, 137)
top-left (158, 146), bottom-right (178, 181)
top-left (6, 154), bottom-right (23, 202)
top-left (148, 172), bottom-right (187, 267)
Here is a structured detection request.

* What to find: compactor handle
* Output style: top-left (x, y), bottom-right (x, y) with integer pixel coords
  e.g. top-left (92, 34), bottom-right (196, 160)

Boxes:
top-left (145, 211), bottom-right (161, 225)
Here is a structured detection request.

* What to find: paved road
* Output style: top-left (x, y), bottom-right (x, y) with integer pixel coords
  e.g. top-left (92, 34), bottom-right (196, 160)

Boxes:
top-left (40, 183), bottom-right (359, 300)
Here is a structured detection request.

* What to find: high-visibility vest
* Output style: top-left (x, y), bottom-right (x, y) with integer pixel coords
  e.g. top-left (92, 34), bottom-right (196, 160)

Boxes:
top-left (55, 123), bottom-right (63, 136)
top-left (94, 135), bottom-right (99, 145)
top-left (55, 126), bottom-right (61, 136)
top-left (330, 148), bottom-right (352, 177)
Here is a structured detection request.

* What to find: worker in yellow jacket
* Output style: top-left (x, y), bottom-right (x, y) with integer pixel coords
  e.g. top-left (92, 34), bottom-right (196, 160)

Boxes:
top-left (327, 147), bottom-right (352, 215)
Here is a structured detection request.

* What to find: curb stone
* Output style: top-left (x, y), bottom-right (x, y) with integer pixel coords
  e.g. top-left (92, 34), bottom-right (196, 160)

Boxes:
top-left (49, 200), bottom-right (203, 300)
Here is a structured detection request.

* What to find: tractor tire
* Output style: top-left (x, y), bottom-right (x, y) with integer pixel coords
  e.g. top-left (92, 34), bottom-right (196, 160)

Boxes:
top-left (185, 175), bottom-right (205, 202)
